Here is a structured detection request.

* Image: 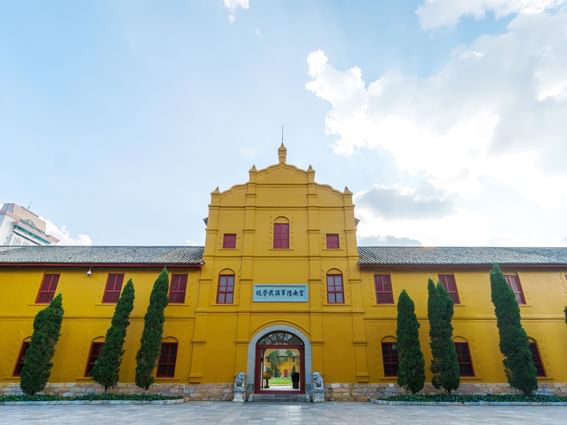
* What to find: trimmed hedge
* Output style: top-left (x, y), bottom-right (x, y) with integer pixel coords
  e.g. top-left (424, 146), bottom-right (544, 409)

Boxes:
top-left (0, 393), bottom-right (182, 402)
top-left (378, 393), bottom-right (567, 402)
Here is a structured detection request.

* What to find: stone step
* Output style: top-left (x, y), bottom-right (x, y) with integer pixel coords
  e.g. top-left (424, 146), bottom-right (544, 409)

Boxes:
top-left (248, 393), bottom-right (311, 402)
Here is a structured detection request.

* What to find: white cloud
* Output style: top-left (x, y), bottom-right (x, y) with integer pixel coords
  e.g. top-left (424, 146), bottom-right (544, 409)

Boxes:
top-left (417, 0), bottom-right (565, 29)
top-left (43, 218), bottom-right (93, 246)
top-left (306, 7), bottom-right (567, 246)
top-left (224, 0), bottom-right (250, 23)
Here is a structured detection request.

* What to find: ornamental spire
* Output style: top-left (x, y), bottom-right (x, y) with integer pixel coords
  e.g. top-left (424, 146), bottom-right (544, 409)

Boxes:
top-left (278, 141), bottom-right (287, 164)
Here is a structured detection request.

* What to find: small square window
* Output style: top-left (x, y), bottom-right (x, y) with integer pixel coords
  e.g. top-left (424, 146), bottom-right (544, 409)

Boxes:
top-left (223, 233), bottom-right (236, 249)
top-left (326, 234), bottom-right (340, 249)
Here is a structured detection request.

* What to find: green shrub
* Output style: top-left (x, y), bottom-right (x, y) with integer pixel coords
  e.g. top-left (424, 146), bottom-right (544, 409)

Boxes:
top-left (20, 294), bottom-right (64, 396)
top-left (427, 279), bottom-right (460, 393)
top-left (92, 279), bottom-right (135, 391)
top-left (396, 290), bottom-right (425, 393)
top-left (135, 269), bottom-right (169, 390)
top-left (490, 264), bottom-right (537, 396)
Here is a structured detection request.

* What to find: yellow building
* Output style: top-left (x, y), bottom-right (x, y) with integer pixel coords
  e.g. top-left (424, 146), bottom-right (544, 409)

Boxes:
top-left (1, 145), bottom-right (566, 400)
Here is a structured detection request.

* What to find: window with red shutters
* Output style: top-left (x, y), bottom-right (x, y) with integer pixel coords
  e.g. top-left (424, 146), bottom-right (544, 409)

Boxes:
top-left (13, 341), bottom-right (30, 376)
top-left (216, 274), bottom-right (235, 304)
top-left (223, 233), bottom-right (236, 249)
top-left (157, 342), bottom-right (178, 378)
top-left (102, 273), bottom-right (124, 303)
top-left (169, 274), bottom-right (188, 304)
top-left (35, 274), bottom-right (60, 304)
top-left (273, 223), bottom-right (289, 249)
top-left (455, 342), bottom-right (475, 376)
top-left (84, 342), bottom-right (104, 377)
top-left (381, 342), bottom-right (399, 377)
top-left (374, 274), bottom-right (394, 304)
top-left (438, 274), bottom-right (460, 304)
top-left (326, 234), bottom-right (340, 249)
top-left (326, 274), bottom-right (344, 304)
top-left (529, 341), bottom-right (546, 377)
top-left (504, 274), bottom-right (526, 304)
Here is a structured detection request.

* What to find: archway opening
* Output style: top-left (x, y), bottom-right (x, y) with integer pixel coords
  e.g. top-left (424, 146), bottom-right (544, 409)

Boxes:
top-left (254, 331), bottom-right (305, 394)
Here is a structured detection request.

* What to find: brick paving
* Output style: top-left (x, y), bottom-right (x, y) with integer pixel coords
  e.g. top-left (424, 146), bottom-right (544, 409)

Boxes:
top-left (0, 401), bottom-right (565, 425)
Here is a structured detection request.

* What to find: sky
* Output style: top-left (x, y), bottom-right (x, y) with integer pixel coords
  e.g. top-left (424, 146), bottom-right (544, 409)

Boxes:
top-left (1, 0), bottom-right (567, 247)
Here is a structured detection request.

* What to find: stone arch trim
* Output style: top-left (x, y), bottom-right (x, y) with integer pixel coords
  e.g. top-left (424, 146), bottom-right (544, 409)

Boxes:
top-left (246, 324), bottom-right (312, 394)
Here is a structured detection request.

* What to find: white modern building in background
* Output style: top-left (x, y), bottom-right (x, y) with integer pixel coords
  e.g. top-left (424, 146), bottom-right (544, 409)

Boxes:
top-left (0, 203), bottom-right (59, 246)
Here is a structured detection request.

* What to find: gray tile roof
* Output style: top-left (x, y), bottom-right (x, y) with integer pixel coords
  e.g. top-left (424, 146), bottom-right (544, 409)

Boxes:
top-left (1, 245), bottom-right (566, 267)
top-left (358, 246), bottom-right (567, 266)
top-left (0, 246), bottom-right (204, 265)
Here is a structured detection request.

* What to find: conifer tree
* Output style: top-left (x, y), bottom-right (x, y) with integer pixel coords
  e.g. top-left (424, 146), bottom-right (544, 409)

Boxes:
top-left (20, 294), bottom-right (64, 396)
top-left (135, 268), bottom-right (169, 390)
top-left (427, 279), bottom-right (460, 393)
top-left (490, 264), bottom-right (537, 395)
top-left (92, 279), bottom-right (135, 391)
top-left (396, 290), bottom-right (425, 393)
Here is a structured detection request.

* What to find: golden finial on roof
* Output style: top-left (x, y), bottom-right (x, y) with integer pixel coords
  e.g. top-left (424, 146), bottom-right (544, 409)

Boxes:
top-left (278, 142), bottom-right (287, 164)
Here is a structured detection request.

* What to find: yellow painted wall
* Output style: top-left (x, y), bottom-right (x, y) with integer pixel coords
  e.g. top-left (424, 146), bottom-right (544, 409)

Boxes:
top-left (1, 149), bottom-right (566, 388)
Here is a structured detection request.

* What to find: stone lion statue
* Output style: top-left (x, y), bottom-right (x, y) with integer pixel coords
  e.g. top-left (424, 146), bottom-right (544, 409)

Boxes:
top-left (235, 371), bottom-right (246, 388)
top-left (312, 372), bottom-right (324, 389)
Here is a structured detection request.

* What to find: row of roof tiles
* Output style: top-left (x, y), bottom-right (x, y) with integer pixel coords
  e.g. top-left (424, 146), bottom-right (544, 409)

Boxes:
top-left (0, 245), bottom-right (566, 266)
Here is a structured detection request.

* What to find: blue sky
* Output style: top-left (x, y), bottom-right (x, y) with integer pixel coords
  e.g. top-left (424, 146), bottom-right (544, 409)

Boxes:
top-left (2, 1), bottom-right (566, 246)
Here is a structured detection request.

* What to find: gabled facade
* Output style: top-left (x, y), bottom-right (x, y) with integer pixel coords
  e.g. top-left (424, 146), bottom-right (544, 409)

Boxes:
top-left (0, 146), bottom-right (566, 400)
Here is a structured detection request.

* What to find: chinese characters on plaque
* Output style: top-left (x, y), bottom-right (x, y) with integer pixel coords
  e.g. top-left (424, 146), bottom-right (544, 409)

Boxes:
top-left (253, 284), bottom-right (308, 302)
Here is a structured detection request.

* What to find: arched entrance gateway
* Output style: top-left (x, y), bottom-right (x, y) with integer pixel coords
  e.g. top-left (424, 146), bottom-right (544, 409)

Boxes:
top-left (247, 325), bottom-right (312, 396)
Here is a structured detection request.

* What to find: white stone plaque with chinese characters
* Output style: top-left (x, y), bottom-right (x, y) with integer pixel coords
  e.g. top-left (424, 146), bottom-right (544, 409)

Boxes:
top-left (253, 284), bottom-right (308, 302)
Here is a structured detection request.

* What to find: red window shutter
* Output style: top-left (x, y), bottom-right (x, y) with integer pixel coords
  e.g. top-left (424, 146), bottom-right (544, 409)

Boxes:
top-left (529, 341), bottom-right (546, 377)
top-left (85, 342), bottom-right (104, 377)
top-left (504, 274), bottom-right (526, 304)
top-left (223, 233), bottom-right (236, 249)
top-left (13, 341), bottom-right (30, 376)
top-left (326, 234), bottom-right (339, 249)
top-left (35, 274), bottom-right (60, 304)
top-left (439, 274), bottom-right (460, 304)
top-left (455, 342), bottom-right (474, 376)
top-left (326, 274), bottom-right (344, 304)
top-left (217, 275), bottom-right (235, 304)
top-left (381, 342), bottom-right (399, 377)
top-left (157, 342), bottom-right (178, 378)
top-left (102, 274), bottom-right (124, 303)
top-left (169, 274), bottom-right (188, 304)
top-left (374, 274), bottom-right (394, 304)
top-left (273, 223), bottom-right (289, 249)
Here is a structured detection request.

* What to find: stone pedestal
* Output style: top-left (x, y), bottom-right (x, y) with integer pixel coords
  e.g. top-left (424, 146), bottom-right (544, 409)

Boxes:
top-left (233, 387), bottom-right (246, 402)
top-left (312, 388), bottom-right (325, 402)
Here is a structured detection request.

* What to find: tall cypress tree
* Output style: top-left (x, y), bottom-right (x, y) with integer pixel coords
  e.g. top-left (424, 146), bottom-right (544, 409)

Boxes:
top-left (20, 294), bottom-right (64, 396)
top-left (490, 264), bottom-right (537, 395)
top-left (135, 268), bottom-right (169, 390)
top-left (427, 279), bottom-right (460, 393)
top-left (92, 279), bottom-right (135, 391)
top-left (396, 290), bottom-right (425, 393)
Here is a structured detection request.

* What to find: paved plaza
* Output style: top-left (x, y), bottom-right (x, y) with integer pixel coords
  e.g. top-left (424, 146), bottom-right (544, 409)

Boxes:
top-left (0, 402), bottom-right (566, 425)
